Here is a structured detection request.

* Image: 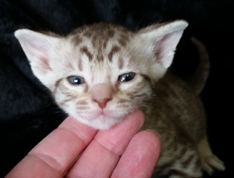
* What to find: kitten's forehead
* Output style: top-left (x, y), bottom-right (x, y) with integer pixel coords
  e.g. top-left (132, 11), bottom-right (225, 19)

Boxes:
top-left (68, 23), bottom-right (133, 61)
top-left (69, 23), bottom-right (133, 44)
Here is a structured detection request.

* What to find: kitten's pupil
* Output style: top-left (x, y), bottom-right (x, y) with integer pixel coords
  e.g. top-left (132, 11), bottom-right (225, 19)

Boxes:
top-left (118, 72), bottom-right (136, 82)
top-left (68, 76), bottom-right (85, 85)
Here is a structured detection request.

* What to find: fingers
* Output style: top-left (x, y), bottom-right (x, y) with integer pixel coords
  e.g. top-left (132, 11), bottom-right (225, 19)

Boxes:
top-left (66, 110), bottom-right (145, 178)
top-left (6, 110), bottom-right (160, 178)
top-left (111, 130), bottom-right (161, 178)
top-left (5, 117), bottom-right (97, 178)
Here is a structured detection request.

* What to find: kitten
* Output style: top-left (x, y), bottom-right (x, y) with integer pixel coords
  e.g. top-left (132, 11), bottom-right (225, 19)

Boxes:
top-left (15, 21), bottom-right (225, 177)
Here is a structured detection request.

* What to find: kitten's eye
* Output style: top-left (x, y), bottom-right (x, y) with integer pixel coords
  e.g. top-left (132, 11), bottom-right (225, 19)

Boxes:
top-left (118, 72), bottom-right (136, 82)
top-left (67, 76), bottom-right (85, 85)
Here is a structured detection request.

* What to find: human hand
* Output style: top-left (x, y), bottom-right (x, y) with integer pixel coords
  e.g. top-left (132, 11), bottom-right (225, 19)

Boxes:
top-left (5, 110), bottom-right (160, 178)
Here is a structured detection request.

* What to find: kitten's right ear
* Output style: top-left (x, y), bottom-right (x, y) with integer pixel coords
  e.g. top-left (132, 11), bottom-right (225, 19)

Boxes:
top-left (14, 29), bottom-right (59, 75)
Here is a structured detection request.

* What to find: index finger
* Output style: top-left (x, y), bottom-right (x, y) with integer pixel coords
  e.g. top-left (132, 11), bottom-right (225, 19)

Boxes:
top-left (5, 117), bottom-right (97, 178)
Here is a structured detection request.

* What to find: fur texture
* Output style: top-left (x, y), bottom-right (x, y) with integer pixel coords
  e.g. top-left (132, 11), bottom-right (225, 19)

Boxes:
top-left (1, 1), bottom-right (233, 177)
top-left (15, 21), bottom-right (225, 177)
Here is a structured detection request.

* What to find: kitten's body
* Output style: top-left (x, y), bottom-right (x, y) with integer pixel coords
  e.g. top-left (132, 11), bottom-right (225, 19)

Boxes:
top-left (15, 21), bottom-right (225, 177)
top-left (144, 71), bottom-right (206, 177)
top-left (142, 39), bottom-right (208, 176)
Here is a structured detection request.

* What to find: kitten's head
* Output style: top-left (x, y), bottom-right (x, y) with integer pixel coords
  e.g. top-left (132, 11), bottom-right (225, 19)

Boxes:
top-left (14, 21), bottom-right (188, 129)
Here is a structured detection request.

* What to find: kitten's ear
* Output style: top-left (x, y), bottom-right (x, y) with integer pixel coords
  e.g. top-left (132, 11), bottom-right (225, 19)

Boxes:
top-left (14, 29), bottom-right (59, 75)
top-left (137, 20), bottom-right (188, 68)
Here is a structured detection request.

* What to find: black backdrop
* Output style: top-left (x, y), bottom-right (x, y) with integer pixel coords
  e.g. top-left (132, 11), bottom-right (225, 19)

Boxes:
top-left (0, 0), bottom-right (233, 177)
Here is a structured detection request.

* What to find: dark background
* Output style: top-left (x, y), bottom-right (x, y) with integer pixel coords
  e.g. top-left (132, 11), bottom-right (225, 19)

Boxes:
top-left (0, 0), bottom-right (233, 177)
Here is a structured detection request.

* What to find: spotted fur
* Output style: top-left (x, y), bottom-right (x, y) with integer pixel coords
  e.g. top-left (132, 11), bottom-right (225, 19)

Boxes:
top-left (15, 21), bottom-right (225, 177)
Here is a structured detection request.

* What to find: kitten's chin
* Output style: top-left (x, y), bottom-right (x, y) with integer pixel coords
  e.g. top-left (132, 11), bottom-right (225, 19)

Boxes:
top-left (75, 113), bottom-right (124, 130)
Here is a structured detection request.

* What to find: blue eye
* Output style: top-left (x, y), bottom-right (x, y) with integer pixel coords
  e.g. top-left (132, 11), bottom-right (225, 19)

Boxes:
top-left (118, 72), bottom-right (136, 82)
top-left (67, 76), bottom-right (85, 85)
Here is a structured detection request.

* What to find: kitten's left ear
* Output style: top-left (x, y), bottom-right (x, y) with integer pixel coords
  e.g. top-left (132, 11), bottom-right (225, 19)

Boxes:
top-left (137, 20), bottom-right (188, 69)
top-left (14, 29), bottom-right (60, 75)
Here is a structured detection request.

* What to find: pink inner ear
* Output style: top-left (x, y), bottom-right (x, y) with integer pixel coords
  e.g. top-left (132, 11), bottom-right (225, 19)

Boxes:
top-left (153, 31), bottom-right (183, 68)
top-left (27, 41), bottom-right (52, 74)
top-left (154, 34), bottom-right (172, 67)
top-left (154, 38), bottom-right (164, 65)
top-left (38, 57), bottom-right (52, 74)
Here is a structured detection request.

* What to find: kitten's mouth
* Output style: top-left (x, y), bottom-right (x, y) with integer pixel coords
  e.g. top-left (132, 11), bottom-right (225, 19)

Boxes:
top-left (76, 110), bottom-right (124, 130)
top-left (78, 109), bottom-right (119, 121)
top-left (96, 113), bottom-right (109, 121)
top-left (93, 110), bottom-right (120, 121)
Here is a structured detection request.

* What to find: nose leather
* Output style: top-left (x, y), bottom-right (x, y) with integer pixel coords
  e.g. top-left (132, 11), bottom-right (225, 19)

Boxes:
top-left (91, 83), bottom-right (112, 109)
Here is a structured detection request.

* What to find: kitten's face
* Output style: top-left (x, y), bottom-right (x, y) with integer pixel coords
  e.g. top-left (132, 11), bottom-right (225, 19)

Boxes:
top-left (15, 21), bottom-right (188, 129)
top-left (46, 28), bottom-right (154, 129)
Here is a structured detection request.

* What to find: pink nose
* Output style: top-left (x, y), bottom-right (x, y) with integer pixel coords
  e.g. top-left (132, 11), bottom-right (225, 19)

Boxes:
top-left (93, 98), bottom-right (112, 109)
top-left (91, 83), bottom-right (113, 109)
